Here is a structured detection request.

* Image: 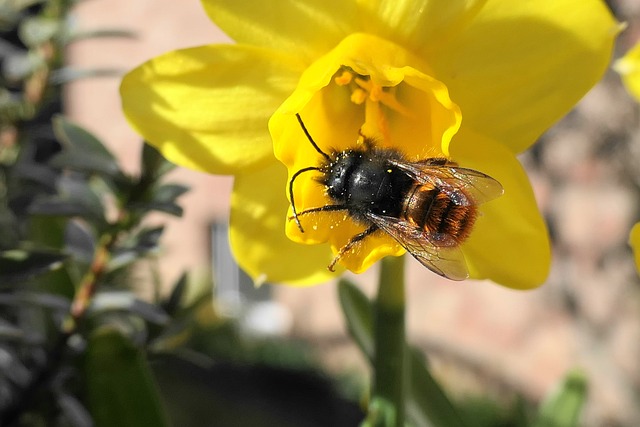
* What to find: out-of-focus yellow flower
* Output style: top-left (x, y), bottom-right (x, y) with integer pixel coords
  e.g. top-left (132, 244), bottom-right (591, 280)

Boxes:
top-left (616, 44), bottom-right (640, 275)
top-left (629, 223), bottom-right (640, 274)
top-left (615, 41), bottom-right (640, 101)
top-left (120, 0), bottom-right (618, 289)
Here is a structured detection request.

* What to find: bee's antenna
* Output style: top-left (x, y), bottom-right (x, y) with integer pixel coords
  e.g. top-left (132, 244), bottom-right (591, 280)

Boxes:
top-left (289, 166), bottom-right (321, 233)
top-left (296, 113), bottom-right (331, 162)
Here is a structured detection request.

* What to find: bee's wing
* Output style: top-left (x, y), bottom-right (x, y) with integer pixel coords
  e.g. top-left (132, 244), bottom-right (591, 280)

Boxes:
top-left (389, 160), bottom-right (503, 205)
top-left (366, 213), bottom-right (469, 281)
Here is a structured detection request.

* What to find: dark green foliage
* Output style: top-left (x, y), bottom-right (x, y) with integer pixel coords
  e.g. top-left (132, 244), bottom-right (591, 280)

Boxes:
top-left (0, 108), bottom-right (189, 425)
top-left (0, 3), bottom-right (196, 422)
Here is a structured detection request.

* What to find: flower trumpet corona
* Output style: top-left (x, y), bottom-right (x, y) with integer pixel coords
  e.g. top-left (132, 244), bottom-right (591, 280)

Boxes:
top-left (120, 0), bottom-right (618, 289)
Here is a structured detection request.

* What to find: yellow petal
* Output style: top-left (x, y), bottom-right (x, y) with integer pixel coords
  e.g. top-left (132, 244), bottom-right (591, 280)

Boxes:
top-left (120, 44), bottom-right (304, 175)
top-left (614, 42), bottom-right (640, 102)
top-left (229, 161), bottom-right (339, 285)
top-left (200, 0), bottom-right (359, 61)
top-left (357, 0), bottom-right (486, 52)
top-left (629, 222), bottom-right (640, 275)
top-left (451, 129), bottom-right (551, 289)
top-left (429, 0), bottom-right (619, 153)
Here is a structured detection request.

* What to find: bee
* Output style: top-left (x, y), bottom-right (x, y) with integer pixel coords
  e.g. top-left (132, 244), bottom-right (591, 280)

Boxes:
top-left (288, 114), bottom-right (503, 280)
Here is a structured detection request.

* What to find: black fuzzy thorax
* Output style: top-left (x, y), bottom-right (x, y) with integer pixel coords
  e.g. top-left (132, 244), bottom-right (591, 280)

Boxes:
top-left (317, 145), bottom-right (415, 223)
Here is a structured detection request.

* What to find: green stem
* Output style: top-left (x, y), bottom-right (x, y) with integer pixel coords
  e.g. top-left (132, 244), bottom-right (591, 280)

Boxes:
top-left (373, 255), bottom-right (406, 426)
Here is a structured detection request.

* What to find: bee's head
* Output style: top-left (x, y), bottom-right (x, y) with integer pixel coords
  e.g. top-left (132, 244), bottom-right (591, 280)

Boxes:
top-left (322, 151), bottom-right (361, 202)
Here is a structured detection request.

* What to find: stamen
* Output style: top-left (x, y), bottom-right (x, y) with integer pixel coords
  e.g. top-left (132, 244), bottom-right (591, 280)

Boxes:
top-left (351, 88), bottom-right (367, 104)
top-left (334, 70), bottom-right (353, 86)
top-left (365, 97), bottom-right (391, 143)
top-left (369, 84), bottom-right (383, 102)
top-left (332, 67), bottom-right (414, 148)
top-left (354, 77), bottom-right (413, 118)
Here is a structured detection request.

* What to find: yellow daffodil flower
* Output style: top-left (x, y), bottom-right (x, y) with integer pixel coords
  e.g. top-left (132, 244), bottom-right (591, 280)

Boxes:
top-left (121, 0), bottom-right (618, 289)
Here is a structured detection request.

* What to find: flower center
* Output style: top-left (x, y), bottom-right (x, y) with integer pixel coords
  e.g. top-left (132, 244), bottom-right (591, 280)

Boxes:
top-left (333, 67), bottom-right (415, 143)
top-left (269, 33), bottom-right (463, 273)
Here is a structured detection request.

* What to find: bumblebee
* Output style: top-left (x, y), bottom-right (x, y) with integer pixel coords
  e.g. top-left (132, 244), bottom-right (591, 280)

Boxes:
top-left (289, 114), bottom-right (503, 280)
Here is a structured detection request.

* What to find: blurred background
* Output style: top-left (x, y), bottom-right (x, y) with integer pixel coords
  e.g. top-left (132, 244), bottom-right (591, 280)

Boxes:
top-left (2, 0), bottom-right (640, 426)
top-left (66, 0), bottom-right (640, 425)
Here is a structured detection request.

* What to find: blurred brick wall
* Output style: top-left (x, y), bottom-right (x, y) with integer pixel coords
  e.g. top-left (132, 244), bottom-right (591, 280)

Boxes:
top-left (66, 0), bottom-right (232, 286)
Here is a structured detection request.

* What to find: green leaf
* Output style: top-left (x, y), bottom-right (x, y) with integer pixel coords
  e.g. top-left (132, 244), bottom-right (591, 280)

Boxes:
top-left (0, 249), bottom-right (66, 283)
top-left (49, 67), bottom-right (125, 85)
top-left (106, 250), bottom-right (139, 272)
top-left (153, 183), bottom-right (190, 204)
top-left (88, 292), bottom-right (170, 325)
top-left (50, 116), bottom-right (121, 177)
top-left (28, 198), bottom-right (96, 217)
top-left (0, 291), bottom-right (70, 310)
top-left (141, 143), bottom-right (175, 180)
top-left (0, 322), bottom-right (25, 341)
top-left (1, 50), bottom-right (45, 81)
top-left (65, 219), bottom-right (97, 263)
top-left (0, 0), bottom-right (44, 30)
top-left (337, 279), bottom-right (374, 360)
top-left (128, 200), bottom-right (183, 217)
top-left (108, 227), bottom-right (165, 271)
top-left (162, 272), bottom-right (188, 315)
top-left (57, 393), bottom-right (93, 427)
top-left (63, 28), bottom-right (137, 44)
top-left (338, 279), bottom-right (467, 427)
top-left (0, 206), bottom-right (20, 249)
top-left (457, 396), bottom-right (528, 427)
top-left (361, 398), bottom-right (397, 427)
top-left (18, 16), bottom-right (60, 46)
top-left (84, 327), bottom-right (170, 427)
top-left (533, 369), bottom-right (587, 427)
top-left (28, 175), bottom-right (106, 224)
top-left (27, 215), bottom-right (66, 248)
top-left (406, 347), bottom-right (469, 427)
top-left (129, 226), bottom-right (164, 251)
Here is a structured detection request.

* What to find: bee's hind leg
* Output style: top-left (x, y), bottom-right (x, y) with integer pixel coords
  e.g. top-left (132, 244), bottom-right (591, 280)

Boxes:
top-left (328, 226), bottom-right (378, 271)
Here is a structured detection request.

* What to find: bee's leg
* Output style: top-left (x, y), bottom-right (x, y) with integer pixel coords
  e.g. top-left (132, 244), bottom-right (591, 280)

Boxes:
top-left (288, 204), bottom-right (347, 228)
top-left (416, 158), bottom-right (456, 166)
top-left (328, 226), bottom-right (378, 271)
